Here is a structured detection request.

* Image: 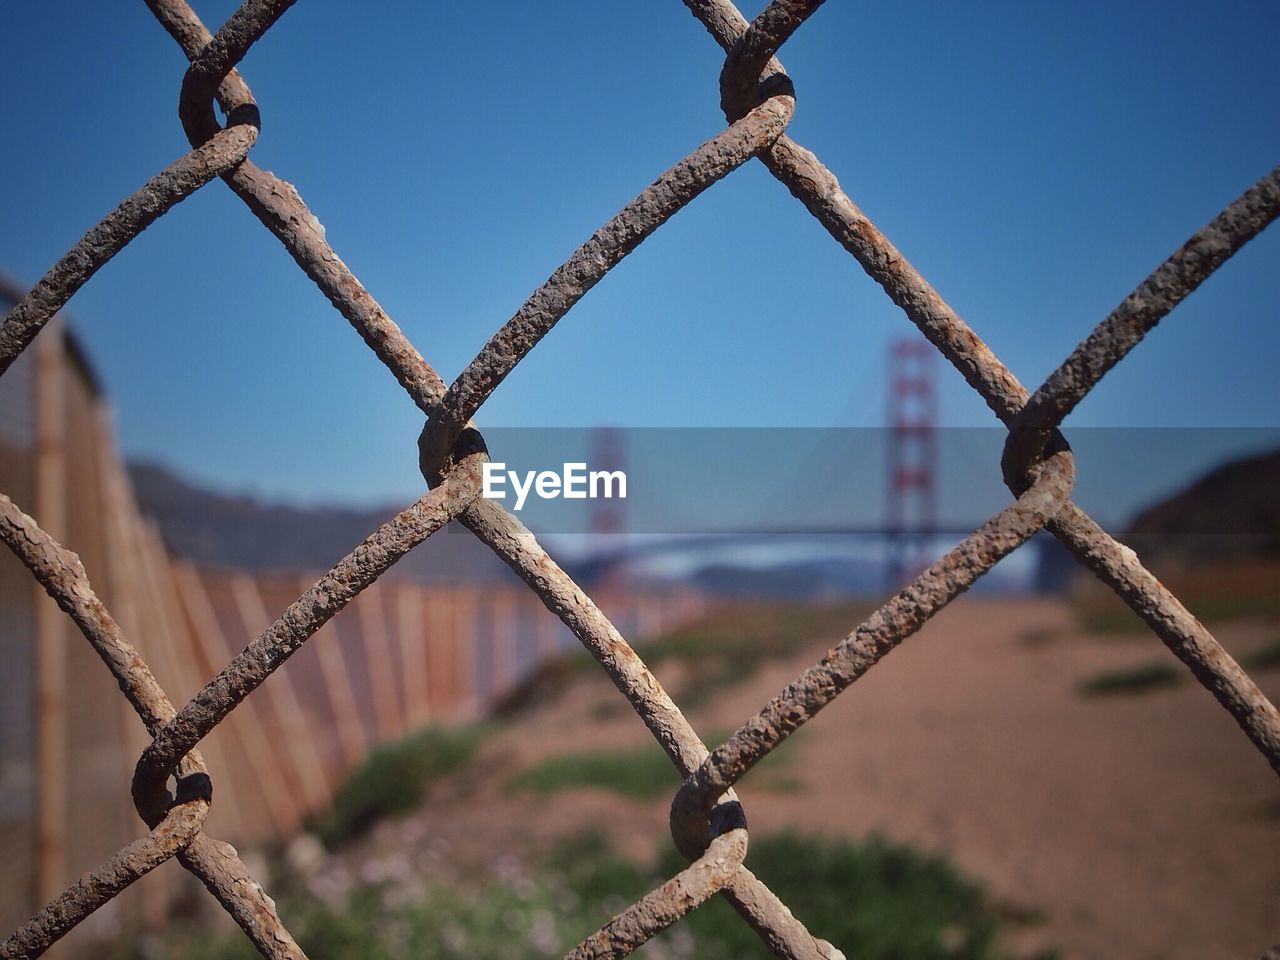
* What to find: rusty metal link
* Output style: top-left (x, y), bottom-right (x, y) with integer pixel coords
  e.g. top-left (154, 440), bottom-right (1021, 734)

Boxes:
top-left (567, 805), bottom-right (748, 960)
top-left (0, 0), bottom-right (1277, 957)
top-left (683, 0), bottom-right (1043, 421)
top-left (1002, 162), bottom-right (1280, 485)
top-left (146, 0), bottom-right (449, 414)
top-left (177, 0), bottom-right (296, 146)
top-left (718, 0), bottom-right (819, 121)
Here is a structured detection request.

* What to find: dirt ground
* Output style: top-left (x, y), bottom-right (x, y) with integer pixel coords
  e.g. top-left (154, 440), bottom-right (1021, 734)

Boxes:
top-left (342, 596), bottom-right (1279, 960)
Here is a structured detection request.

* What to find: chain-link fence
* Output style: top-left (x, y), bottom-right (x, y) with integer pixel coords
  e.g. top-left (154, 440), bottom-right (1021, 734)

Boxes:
top-left (2, 1), bottom-right (1278, 957)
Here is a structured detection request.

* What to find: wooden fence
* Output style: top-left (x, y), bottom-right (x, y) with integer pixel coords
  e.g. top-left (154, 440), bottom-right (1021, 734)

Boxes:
top-left (0, 302), bottom-right (706, 946)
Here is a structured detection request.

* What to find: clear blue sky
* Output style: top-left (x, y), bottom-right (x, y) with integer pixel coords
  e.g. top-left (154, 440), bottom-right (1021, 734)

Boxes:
top-left (2, 1), bottom-right (1277, 511)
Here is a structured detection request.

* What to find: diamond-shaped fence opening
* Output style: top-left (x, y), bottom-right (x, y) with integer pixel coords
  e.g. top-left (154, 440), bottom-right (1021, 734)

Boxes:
top-left (2, 1), bottom-right (1278, 958)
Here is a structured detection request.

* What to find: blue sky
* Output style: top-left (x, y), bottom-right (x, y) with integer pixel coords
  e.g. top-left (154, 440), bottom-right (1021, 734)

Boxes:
top-left (2, 1), bottom-right (1277, 512)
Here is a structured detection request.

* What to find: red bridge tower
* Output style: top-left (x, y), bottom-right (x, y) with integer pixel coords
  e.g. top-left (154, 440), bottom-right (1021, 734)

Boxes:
top-left (886, 338), bottom-right (938, 586)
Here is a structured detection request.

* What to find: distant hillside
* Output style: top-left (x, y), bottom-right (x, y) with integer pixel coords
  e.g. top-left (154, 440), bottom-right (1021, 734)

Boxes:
top-left (127, 461), bottom-right (513, 583)
top-left (1122, 445), bottom-right (1280, 568)
top-left (128, 445), bottom-right (1280, 591)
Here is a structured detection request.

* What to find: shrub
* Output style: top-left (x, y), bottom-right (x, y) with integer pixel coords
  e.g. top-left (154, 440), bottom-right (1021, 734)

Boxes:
top-left (315, 724), bottom-right (487, 847)
top-left (1078, 662), bottom-right (1183, 697)
top-left (146, 830), bottom-right (1052, 960)
top-left (505, 745), bottom-right (677, 800)
top-left (655, 832), bottom-right (1050, 960)
top-left (1243, 638), bottom-right (1280, 671)
top-left (505, 730), bottom-right (804, 801)
top-left (644, 601), bottom-right (871, 704)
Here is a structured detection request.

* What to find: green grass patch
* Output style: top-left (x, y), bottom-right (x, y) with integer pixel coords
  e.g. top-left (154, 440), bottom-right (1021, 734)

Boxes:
top-left (495, 601), bottom-right (872, 716)
top-left (1068, 588), bottom-right (1155, 636)
top-left (644, 601), bottom-right (871, 704)
top-left (492, 650), bottom-right (601, 715)
top-left (1242, 638), bottom-right (1280, 671)
top-left (1071, 560), bottom-right (1280, 636)
top-left (1078, 662), bottom-right (1183, 697)
top-left (505, 744), bottom-right (677, 800)
top-left (314, 723), bottom-right (488, 847)
top-left (653, 832), bottom-right (1054, 960)
top-left (506, 729), bottom-right (805, 801)
top-left (1079, 639), bottom-right (1278, 696)
top-left (646, 601), bottom-right (869, 667)
top-left (1018, 626), bottom-right (1065, 648)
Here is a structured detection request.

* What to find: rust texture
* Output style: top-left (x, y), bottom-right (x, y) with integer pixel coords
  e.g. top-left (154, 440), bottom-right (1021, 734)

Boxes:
top-left (0, 0), bottom-right (1276, 957)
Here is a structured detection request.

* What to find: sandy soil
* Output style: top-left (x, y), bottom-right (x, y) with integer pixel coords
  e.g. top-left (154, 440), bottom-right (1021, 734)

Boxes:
top-left (343, 596), bottom-right (1279, 960)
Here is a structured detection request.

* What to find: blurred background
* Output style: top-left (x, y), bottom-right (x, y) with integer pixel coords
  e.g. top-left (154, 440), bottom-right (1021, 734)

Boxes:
top-left (1, 2), bottom-right (1278, 958)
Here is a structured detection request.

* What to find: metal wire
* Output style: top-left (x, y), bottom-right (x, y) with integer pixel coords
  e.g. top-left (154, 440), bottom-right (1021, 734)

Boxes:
top-left (1, 1), bottom-right (1277, 958)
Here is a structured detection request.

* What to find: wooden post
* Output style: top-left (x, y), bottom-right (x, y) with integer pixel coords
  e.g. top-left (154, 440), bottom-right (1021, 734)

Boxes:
top-left (423, 588), bottom-right (451, 717)
top-left (636, 590), bottom-right (664, 642)
top-left (452, 586), bottom-right (479, 717)
top-left (535, 603), bottom-right (561, 661)
top-left (302, 574), bottom-right (367, 774)
top-left (355, 581), bottom-right (403, 741)
top-left (32, 323), bottom-right (68, 906)
top-left (90, 404), bottom-right (153, 935)
top-left (229, 575), bottom-right (331, 816)
top-left (491, 588), bottom-right (518, 695)
top-left (175, 564), bottom-right (297, 838)
top-left (138, 531), bottom-right (246, 834)
top-left (93, 408), bottom-right (179, 927)
top-left (396, 585), bottom-right (430, 730)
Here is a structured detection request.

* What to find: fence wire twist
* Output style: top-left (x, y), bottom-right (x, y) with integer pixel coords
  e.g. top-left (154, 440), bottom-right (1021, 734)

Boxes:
top-left (2, 1), bottom-right (1278, 957)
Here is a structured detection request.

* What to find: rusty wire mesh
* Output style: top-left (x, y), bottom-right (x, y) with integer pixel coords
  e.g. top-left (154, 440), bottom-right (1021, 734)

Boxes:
top-left (2, 0), bottom-right (1279, 957)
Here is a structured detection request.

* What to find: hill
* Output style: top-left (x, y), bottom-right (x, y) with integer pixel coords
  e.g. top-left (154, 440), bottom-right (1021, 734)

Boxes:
top-left (1123, 445), bottom-right (1280, 567)
top-left (127, 460), bottom-right (512, 583)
